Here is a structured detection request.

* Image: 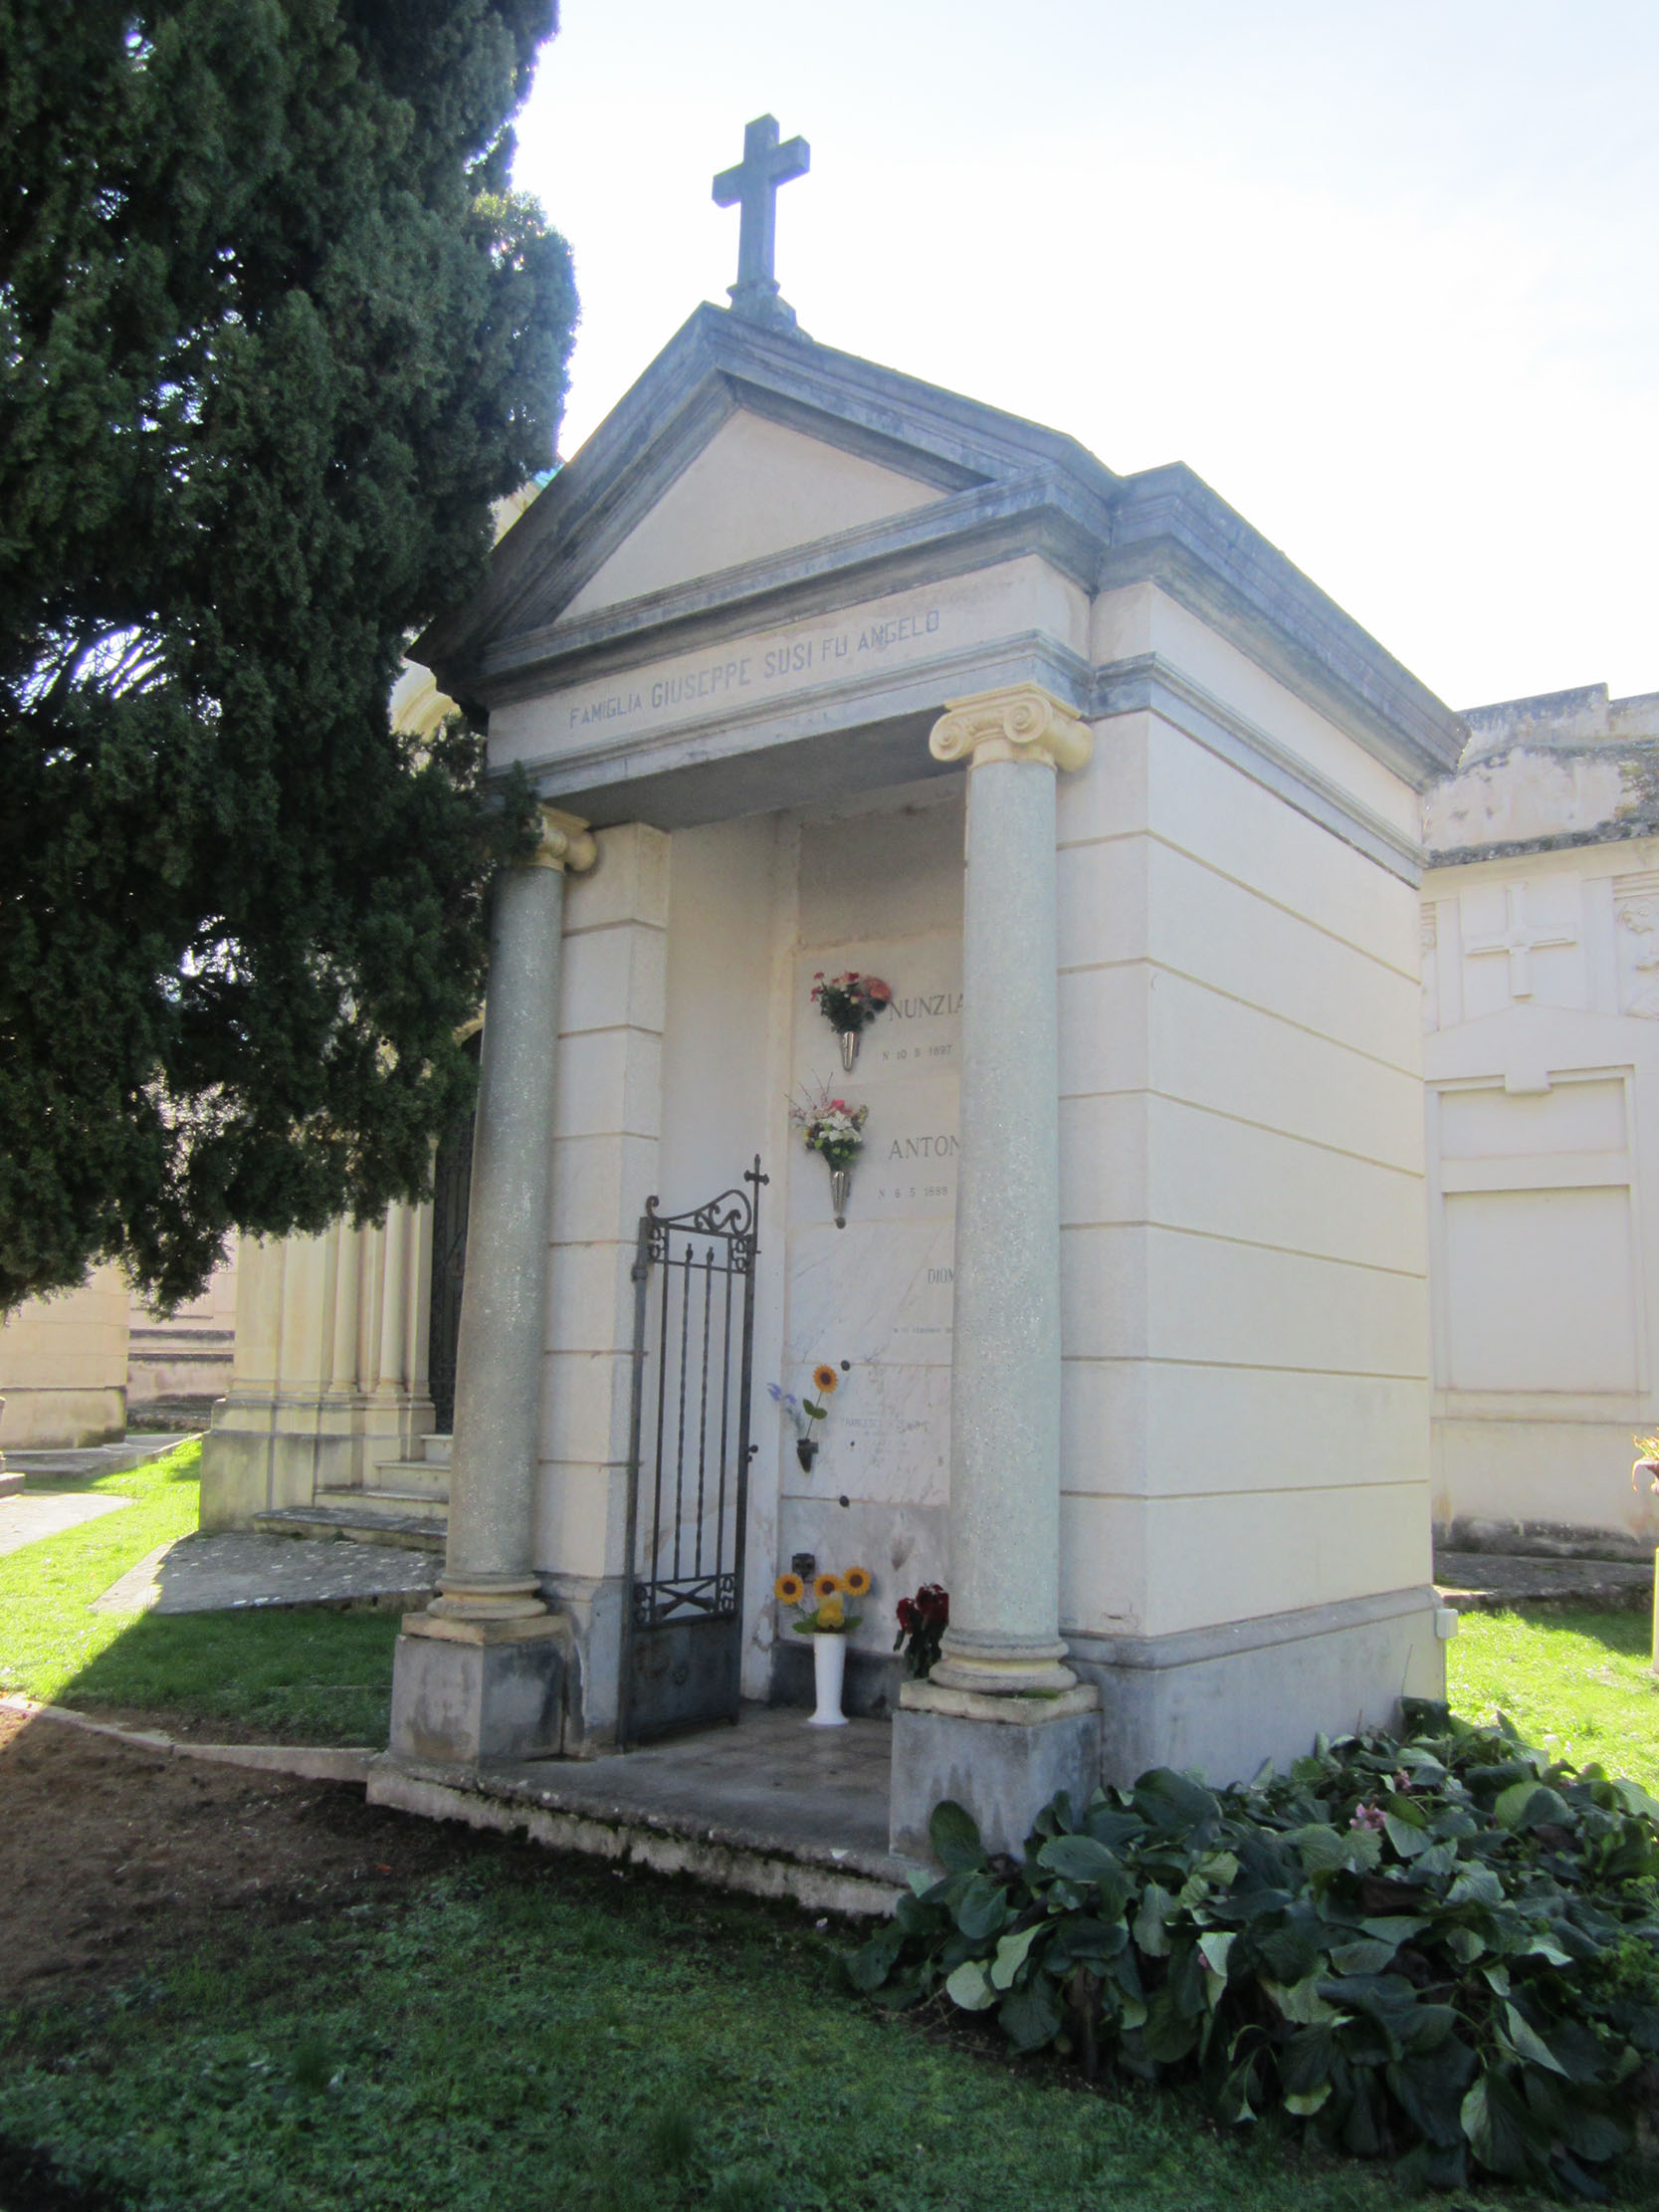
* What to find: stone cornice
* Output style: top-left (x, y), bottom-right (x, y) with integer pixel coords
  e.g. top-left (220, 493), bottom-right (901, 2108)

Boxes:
top-left (931, 683), bottom-right (1094, 774)
top-left (420, 302), bottom-right (1465, 797)
top-left (1094, 653), bottom-right (1425, 886)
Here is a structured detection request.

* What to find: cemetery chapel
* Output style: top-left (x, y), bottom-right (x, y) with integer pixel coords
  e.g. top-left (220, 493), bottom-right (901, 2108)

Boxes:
top-left (209, 118), bottom-right (1461, 1855)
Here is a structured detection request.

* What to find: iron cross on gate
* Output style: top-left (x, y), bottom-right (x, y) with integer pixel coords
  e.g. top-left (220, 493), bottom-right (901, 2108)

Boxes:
top-left (713, 113), bottom-right (810, 329)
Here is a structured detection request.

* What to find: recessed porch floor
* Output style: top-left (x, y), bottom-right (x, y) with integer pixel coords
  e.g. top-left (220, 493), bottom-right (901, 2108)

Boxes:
top-left (368, 1704), bottom-right (916, 1917)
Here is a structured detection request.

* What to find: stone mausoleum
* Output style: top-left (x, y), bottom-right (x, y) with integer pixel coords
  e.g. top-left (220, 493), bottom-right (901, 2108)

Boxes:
top-left (200, 120), bottom-right (1464, 1853)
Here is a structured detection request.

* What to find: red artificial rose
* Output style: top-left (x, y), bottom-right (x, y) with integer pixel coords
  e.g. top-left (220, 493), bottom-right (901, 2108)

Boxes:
top-left (867, 980), bottom-right (892, 1002)
top-left (896, 1598), bottom-right (919, 1634)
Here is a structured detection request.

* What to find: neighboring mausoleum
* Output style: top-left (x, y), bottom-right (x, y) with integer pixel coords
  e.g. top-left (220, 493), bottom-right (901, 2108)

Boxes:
top-left (1422, 682), bottom-right (1659, 1561)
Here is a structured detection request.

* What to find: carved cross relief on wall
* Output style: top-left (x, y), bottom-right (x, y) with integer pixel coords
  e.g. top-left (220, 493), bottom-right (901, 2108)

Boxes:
top-left (1460, 881), bottom-right (1577, 1002)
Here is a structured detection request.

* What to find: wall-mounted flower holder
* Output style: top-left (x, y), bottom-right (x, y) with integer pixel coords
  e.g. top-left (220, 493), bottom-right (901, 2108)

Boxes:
top-left (838, 1029), bottom-right (859, 1073)
top-left (829, 1167), bottom-right (851, 1227)
top-left (796, 1438), bottom-right (819, 1473)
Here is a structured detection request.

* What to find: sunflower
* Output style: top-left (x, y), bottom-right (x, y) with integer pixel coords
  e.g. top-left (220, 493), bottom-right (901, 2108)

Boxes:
top-left (841, 1566), bottom-right (872, 1598)
top-left (813, 1364), bottom-right (839, 1395)
top-left (812, 1572), bottom-right (842, 1602)
top-left (774, 1573), bottom-right (805, 1605)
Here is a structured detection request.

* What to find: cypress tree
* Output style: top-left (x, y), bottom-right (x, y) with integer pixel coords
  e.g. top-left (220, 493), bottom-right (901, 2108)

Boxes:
top-left (0, 1), bottom-right (575, 1310)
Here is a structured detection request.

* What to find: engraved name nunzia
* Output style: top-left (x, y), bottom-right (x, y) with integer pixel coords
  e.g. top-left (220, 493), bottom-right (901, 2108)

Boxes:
top-left (566, 607), bottom-right (943, 731)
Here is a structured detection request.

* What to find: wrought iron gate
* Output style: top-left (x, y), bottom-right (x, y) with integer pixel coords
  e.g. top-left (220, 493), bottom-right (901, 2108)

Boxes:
top-left (617, 1160), bottom-right (764, 1749)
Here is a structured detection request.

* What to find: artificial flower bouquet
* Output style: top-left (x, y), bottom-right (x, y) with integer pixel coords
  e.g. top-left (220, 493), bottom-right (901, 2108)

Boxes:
top-left (789, 1084), bottom-right (867, 1169)
top-left (894, 1582), bottom-right (948, 1676)
top-left (774, 1565), bottom-right (872, 1636)
top-left (810, 970), bottom-right (893, 1037)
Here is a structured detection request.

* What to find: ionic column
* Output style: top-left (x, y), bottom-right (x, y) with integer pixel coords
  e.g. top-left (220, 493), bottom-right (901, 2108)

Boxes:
top-left (429, 804), bottom-right (597, 1622)
top-left (927, 684), bottom-right (1093, 1695)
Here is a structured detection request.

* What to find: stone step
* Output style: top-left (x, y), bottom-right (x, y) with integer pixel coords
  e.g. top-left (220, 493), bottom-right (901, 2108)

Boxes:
top-left (318, 1482), bottom-right (448, 1522)
top-left (422, 1434), bottom-right (452, 1469)
top-left (360, 1459), bottom-right (450, 1501)
top-left (252, 1505), bottom-right (446, 1555)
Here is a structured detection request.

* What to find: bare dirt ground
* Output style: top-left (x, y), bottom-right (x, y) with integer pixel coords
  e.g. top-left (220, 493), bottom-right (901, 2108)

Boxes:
top-left (0, 1706), bottom-right (488, 2007)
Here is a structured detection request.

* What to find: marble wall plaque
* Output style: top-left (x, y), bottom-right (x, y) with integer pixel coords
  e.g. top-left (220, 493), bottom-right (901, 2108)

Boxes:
top-left (775, 931), bottom-right (962, 1645)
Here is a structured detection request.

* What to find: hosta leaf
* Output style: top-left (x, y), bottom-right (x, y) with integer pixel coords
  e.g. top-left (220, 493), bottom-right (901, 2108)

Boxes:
top-left (1462, 2070), bottom-right (1544, 2180)
top-left (1036, 1833), bottom-right (1121, 1883)
top-left (989, 1920), bottom-right (1044, 1991)
top-left (1387, 2046), bottom-right (1475, 2147)
top-left (1503, 2003), bottom-right (1567, 2076)
top-left (1141, 1986), bottom-right (1202, 2064)
top-left (1132, 1881), bottom-right (1173, 1959)
top-left (944, 1959), bottom-right (997, 2011)
top-left (1256, 1922), bottom-right (1323, 1983)
top-left (930, 1800), bottom-right (987, 1874)
top-left (1284, 1823), bottom-right (1348, 1876)
top-left (1447, 1865), bottom-right (1504, 1908)
top-left (1284, 2084), bottom-right (1333, 2117)
top-left (998, 1979), bottom-right (1062, 2052)
top-left (844, 1922), bottom-right (905, 1993)
top-left (1359, 1915), bottom-right (1428, 1945)
top-left (1133, 1769), bottom-right (1223, 1837)
top-left (1280, 2020), bottom-right (1341, 2096)
top-left (1560, 2107), bottom-right (1631, 2164)
top-left (1329, 1938), bottom-right (1397, 1976)
top-left (1265, 1975), bottom-right (1346, 2026)
top-left (1383, 1813), bottom-right (1431, 1859)
top-left (1198, 1931), bottom-right (1236, 1982)
top-left (953, 1874), bottom-right (1010, 1941)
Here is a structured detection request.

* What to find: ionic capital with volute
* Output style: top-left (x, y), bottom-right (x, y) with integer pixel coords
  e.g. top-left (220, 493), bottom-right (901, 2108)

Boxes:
top-left (929, 683), bottom-right (1094, 774)
top-left (528, 803), bottom-right (598, 874)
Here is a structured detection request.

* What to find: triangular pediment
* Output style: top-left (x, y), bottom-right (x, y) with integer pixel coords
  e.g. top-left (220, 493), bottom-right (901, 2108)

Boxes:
top-left (558, 408), bottom-right (946, 625)
top-left (420, 305), bottom-right (1120, 693)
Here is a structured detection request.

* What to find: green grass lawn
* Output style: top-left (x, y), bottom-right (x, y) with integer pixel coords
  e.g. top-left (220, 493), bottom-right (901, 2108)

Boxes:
top-left (0, 1439), bottom-right (400, 1742)
top-left (1447, 1603), bottom-right (1659, 1794)
top-left (0, 1848), bottom-right (1567, 2212)
top-left (3, 1464), bottom-right (1658, 2206)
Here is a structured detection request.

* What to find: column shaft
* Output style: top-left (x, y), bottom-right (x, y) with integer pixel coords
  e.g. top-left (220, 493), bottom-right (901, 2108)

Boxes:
top-left (933, 754), bottom-right (1070, 1685)
top-left (433, 810), bottom-right (594, 1620)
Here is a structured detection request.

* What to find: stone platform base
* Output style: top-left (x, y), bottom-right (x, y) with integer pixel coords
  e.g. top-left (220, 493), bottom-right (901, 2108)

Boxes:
top-left (889, 1686), bottom-right (1103, 1861)
top-left (1069, 1585), bottom-right (1447, 1788)
top-left (388, 1612), bottom-right (568, 1766)
top-left (368, 1706), bottom-right (908, 1918)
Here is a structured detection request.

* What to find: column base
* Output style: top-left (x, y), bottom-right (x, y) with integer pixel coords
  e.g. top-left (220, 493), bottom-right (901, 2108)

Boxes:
top-left (889, 1678), bottom-right (1103, 1861)
top-left (928, 1641), bottom-right (1078, 1696)
top-left (389, 1611), bottom-right (567, 1766)
top-left (429, 1570), bottom-right (545, 1624)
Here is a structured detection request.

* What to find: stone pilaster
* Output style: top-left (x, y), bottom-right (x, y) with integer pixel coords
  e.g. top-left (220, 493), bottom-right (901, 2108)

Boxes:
top-left (390, 805), bottom-right (596, 1765)
top-left (890, 685), bottom-right (1102, 1858)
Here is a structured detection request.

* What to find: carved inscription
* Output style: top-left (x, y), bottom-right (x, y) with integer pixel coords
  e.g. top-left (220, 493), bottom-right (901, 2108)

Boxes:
top-left (566, 606), bottom-right (943, 733)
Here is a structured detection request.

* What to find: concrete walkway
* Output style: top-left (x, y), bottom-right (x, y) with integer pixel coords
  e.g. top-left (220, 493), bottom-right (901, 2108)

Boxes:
top-left (371, 1705), bottom-right (912, 1916)
top-left (1435, 1551), bottom-right (1654, 1612)
top-left (0, 1489), bottom-right (136, 1558)
top-left (1, 1432), bottom-right (191, 1483)
top-left (92, 1530), bottom-right (439, 1615)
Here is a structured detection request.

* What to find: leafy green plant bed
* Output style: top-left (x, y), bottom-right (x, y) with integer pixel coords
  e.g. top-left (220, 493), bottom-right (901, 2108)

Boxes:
top-left (0, 1440), bottom-right (399, 1742)
top-left (849, 1706), bottom-right (1659, 2196)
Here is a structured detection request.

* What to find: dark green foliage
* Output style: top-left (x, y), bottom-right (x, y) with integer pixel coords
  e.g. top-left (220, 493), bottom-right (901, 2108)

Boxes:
top-left (0, 1), bottom-right (574, 1309)
top-left (847, 1706), bottom-right (1659, 2194)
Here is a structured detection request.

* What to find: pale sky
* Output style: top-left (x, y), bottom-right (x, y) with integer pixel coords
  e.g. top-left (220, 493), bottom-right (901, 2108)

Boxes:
top-left (513, 1), bottom-right (1658, 718)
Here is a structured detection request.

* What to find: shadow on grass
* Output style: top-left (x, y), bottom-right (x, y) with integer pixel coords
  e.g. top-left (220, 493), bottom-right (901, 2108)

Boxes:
top-left (62, 1605), bottom-right (401, 1744)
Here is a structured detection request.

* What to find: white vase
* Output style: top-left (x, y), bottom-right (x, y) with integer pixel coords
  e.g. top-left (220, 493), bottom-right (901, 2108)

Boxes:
top-left (839, 1028), bottom-right (860, 1073)
top-left (809, 1631), bottom-right (849, 1726)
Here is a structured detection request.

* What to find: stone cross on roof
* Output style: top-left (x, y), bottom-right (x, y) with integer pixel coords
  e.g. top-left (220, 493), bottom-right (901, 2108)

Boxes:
top-left (713, 113), bottom-right (810, 331)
